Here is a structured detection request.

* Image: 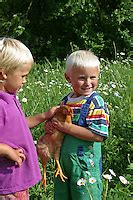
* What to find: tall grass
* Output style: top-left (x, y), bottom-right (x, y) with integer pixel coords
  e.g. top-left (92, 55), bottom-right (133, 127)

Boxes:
top-left (18, 56), bottom-right (132, 199)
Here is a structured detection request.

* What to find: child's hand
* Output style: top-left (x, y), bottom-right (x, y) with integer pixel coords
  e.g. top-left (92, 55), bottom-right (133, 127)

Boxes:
top-left (45, 120), bottom-right (56, 134)
top-left (3, 145), bottom-right (26, 167)
top-left (44, 106), bottom-right (60, 120)
top-left (51, 118), bottom-right (70, 133)
top-left (12, 148), bottom-right (26, 167)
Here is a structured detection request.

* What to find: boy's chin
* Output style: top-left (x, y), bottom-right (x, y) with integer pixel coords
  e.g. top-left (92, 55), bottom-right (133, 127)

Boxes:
top-left (81, 90), bottom-right (94, 96)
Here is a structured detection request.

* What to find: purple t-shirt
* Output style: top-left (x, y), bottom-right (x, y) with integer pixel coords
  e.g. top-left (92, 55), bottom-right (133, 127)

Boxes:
top-left (0, 91), bottom-right (41, 194)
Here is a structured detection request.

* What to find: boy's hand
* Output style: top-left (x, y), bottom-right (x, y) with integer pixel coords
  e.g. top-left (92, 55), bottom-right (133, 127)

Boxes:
top-left (1, 144), bottom-right (26, 167)
top-left (44, 106), bottom-right (60, 120)
top-left (12, 148), bottom-right (26, 167)
top-left (45, 120), bottom-right (56, 134)
top-left (51, 118), bottom-right (71, 133)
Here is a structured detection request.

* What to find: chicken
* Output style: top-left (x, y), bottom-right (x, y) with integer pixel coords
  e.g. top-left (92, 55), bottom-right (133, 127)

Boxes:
top-left (37, 105), bottom-right (73, 191)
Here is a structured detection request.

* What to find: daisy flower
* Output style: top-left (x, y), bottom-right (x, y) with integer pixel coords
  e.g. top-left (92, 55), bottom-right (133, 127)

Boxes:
top-left (119, 176), bottom-right (129, 185)
top-left (77, 178), bottom-right (86, 186)
top-left (22, 97), bottom-right (28, 103)
top-left (89, 177), bottom-right (96, 184)
top-left (103, 174), bottom-right (112, 182)
top-left (109, 169), bottom-right (116, 177)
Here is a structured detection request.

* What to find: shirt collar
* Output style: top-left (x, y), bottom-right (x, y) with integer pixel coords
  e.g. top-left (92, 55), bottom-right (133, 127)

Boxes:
top-left (0, 91), bottom-right (16, 104)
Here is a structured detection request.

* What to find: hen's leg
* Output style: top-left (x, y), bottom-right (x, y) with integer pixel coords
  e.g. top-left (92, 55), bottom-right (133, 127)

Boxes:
top-left (40, 165), bottom-right (47, 192)
top-left (55, 159), bottom-right (68, 182)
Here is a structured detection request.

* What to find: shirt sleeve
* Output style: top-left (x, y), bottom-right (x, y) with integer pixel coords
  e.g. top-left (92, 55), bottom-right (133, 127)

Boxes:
top-left (86, 95), bottom-right (109, 138)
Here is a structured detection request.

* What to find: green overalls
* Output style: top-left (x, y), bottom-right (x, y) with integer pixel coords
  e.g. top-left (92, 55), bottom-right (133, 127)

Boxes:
top-left (54, 93), bottom-right (102, 200)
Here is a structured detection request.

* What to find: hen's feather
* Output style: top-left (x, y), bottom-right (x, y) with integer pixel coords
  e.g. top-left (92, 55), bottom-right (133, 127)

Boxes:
top-left (37, 105), bottom-right (72, 191)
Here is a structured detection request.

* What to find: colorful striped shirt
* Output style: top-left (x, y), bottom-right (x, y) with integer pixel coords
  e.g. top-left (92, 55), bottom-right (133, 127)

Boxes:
top-left (63, 91), bottom-right (109, 138)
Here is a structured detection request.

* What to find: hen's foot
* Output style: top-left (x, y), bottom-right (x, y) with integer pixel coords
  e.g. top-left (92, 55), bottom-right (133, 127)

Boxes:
top-left (55, 167), bottom-right (68, 182)
top-left (40, 177), bottom-right (47, 192)
top-left (40, 169), bottom-right (47, 192)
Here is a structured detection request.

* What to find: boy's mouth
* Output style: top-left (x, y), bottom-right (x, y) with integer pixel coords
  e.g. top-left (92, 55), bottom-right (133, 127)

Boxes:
top-left (82, 87), bottom-right (93, 90)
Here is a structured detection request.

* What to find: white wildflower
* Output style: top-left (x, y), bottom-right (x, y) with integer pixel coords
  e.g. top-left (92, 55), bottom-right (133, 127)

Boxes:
top-left (114, 91), bottom-right (121, 98)
top-left (102, 91), bottom-right (108, 96)
top-left (19, 88), bottom-right (23, 92)
top-left (77, 178), bottom-right (86, 186)
top-left (113, 61), bottom-right (117, 64)
top-left (34, 140), bottom-right (37, 145)
top-left (98, 83), bottom-right (103, 88)
top-left (111, 83), bottom-right (116, 88)
top-left (16, 95), bottom-right (19, 100)
top-left (109, 169), bottom-right (116, 177)
top-left (85, 171), bottom-right (91, 176)
top-left (102, 85), bottom-right (108, 90)
top-left (119, 176), bottom-right (129, 185)
top-left (22, 97), bottom-right (27, 103)
top-left (120, 52), bottom-right (125, 56)
top-left (100, 58), bottom-right (104, 61)
top-left (105, 66), bottom-right (109, 70)
top-left (103, 174), bottom-right (112, 182)
top-left (65, 83), bottom-right (72, 88)
top-left (43, 69), bottom-right (48, 73)
top-left (89, 177), bottom-right (96, 184)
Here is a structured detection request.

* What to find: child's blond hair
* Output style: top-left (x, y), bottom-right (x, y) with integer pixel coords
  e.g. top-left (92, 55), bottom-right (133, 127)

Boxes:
top-left (65, 50), bottom-right (100, 74)
top-left (0, 37), bottom-right (34, 73)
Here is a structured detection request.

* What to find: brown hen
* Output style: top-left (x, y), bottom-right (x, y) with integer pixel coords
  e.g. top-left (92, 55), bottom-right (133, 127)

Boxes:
top-left (37, 105), bottom-right (72, 191)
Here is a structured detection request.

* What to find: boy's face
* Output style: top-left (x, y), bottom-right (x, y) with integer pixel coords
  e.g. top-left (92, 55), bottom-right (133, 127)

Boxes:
top-left (65, 66), bottom-right (99, 97)
top-left (2, 63), bottom-right (32, 94)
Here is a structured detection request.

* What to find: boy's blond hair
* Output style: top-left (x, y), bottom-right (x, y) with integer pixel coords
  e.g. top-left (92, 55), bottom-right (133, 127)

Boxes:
top-left (0, 37), bottom-right (34, 73)
top-left (65, 50), bottom-right (100, 74)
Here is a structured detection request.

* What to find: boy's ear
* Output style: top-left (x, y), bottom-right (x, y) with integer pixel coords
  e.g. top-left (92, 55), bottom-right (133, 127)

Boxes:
top-left (0, 69), bottom-right (7, 79)
top-left (65, 73), bottom-right (71, 83)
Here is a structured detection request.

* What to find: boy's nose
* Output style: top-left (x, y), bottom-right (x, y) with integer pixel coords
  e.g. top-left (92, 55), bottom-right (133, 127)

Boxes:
top-left (86, 78), bottom-right (91, 85)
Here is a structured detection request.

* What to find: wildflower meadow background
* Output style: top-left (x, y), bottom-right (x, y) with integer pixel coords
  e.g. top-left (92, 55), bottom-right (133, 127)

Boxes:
top-left (18, 54), bottom-right (132, 200)
top-left (1, 0), bottom-right (131, 199)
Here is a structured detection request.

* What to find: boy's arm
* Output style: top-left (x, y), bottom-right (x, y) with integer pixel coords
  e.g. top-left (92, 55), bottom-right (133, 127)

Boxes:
top-left (26, 106), bottom-right (59, 128)
top-left (26, 112), bottom-right (48, 128)
top-left (52, 120), bottom-right (104, 142)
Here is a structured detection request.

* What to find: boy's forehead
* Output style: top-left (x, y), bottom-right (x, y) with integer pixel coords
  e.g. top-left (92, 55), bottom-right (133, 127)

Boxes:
top-left (67, 66), bottom-right (99, 77)
top-left (72, 66), bottom-right (99, 72)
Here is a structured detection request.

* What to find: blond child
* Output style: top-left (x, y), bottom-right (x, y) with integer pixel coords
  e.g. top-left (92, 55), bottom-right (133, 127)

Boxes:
top-left (0, 37), bottom-right (57, 199)
top-left (52, 50), bottom-right (109, 200)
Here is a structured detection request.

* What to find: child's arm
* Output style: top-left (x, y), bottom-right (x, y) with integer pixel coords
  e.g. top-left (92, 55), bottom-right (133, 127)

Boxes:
top-left (0, 143), bottom-right (26, 167)
top-left (26, 106), bottom-right (59, 128)
top-left (51, 120), bottom-right (103, 142)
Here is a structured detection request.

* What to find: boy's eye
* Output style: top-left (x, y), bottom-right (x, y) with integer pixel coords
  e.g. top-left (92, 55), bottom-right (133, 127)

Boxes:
top-left (90, 76), bottom-right (97, 80)
top-left (79, 76), bottom-right (85, 80)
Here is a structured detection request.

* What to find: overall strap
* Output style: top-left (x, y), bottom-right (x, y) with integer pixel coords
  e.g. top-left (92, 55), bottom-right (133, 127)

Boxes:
top-left (61, 92), bottom-right (98, 126)
top-left (78, 92), bottom-right (103, 176)
top-left (61, 93), bottom-right (69, 104)
top-left (78, 92), bottom-right (98, 126)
